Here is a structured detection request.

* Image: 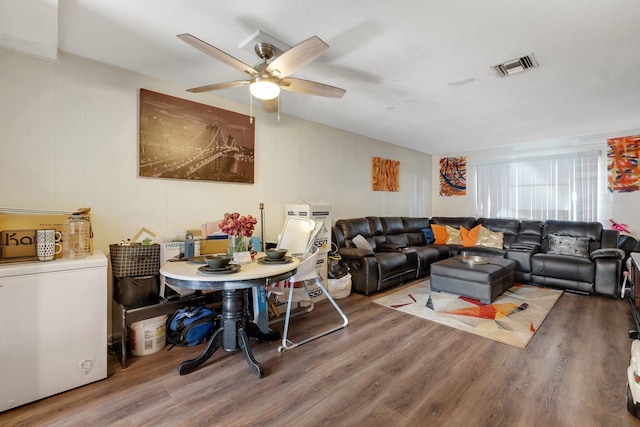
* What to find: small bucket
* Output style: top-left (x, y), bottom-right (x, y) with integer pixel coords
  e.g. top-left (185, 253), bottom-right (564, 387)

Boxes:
top-left (130, 314), bottom-right (167, 356)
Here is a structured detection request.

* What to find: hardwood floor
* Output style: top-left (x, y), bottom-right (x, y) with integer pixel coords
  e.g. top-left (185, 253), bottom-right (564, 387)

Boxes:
top-left (2, 283), bottom-right (639, 427)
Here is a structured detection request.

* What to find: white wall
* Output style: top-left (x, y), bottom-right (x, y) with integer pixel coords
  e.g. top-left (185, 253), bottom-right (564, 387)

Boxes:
top-left (431, 131), bottom-right (640, 240)
top-left (0, 48), bottom-right (432, 255)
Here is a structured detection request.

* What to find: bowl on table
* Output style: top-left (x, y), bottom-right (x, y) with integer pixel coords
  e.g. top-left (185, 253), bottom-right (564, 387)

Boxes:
top-left (204, 254), bottom-right (232, 269)
top-left (265, 248), bottom-right (287, 260)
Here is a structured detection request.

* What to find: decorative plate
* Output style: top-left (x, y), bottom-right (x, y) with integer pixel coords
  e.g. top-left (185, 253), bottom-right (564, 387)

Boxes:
top-left (197, 264), bottom-right (241, 274)
top-left (257, 256), bottom-right (293, 265)
top-left (459, 255), bottom-right (489, 265)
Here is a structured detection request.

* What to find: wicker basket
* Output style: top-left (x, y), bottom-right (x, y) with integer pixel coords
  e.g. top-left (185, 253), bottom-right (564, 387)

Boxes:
top-left (109, 243), bottom-right (160, 278)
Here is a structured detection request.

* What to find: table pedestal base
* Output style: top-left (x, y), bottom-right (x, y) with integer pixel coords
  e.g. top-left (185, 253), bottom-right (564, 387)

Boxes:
top-left (178, 288), bottom-right (278, 378)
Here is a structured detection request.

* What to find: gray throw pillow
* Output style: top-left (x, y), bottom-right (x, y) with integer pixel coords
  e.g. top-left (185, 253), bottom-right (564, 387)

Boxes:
top-left (548, 234), bottom-right (589, 258)
top-left (352, 234), bottom-right (373, 251)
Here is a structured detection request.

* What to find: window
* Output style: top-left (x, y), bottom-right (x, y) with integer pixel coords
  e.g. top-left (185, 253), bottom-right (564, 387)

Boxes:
top-left (475, 153), bottom-right (599, 221)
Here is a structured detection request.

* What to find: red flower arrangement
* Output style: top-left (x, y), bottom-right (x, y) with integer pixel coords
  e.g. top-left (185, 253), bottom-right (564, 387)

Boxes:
top-left (218, 212), bottom-right (258, 237)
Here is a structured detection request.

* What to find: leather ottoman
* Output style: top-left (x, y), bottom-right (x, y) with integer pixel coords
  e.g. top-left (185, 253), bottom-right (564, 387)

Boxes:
top-left (430, 256), bottom-right (516, 303)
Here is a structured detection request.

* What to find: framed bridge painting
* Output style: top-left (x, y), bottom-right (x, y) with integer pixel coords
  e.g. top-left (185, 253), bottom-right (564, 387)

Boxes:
top-left (139, 89), bottom-right (255, 183)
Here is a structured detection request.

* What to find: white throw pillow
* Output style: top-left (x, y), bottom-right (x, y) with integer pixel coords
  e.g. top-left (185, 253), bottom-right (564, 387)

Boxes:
top-left (352, 234), bottom-right (373, 251)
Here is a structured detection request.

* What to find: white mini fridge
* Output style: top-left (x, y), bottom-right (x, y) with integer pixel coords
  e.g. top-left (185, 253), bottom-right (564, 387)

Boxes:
top-left (0, 251), bottom-right (108, 412)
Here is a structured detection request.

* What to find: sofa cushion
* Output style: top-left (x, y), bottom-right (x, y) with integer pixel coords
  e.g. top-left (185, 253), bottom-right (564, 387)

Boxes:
top-left (515, 220), bottom-right (544, 246)
top-left (421, 228), bottom-right (435, 244)
top-left (542, 220), bottom-right (602, 253)
top-left (532, 252), bottom-right (595, 287)
top-left (430, 216), bottom-right (477, 230)
top-left (445, 225), bottom-right (462, 244)
top-left (352, 234), bottom-right (374, 252)
top-left (477, 226), bottom-right (504, 249)
top-left (431, 224), bottom-right (449, 244)
top-left (336, 218), bottom-right (373, 240)
top-left (460, 225), bottom-right (481, 247)
top-left (478, 218), bottom-right (520, 248)
top-left (403, 217), bottom-right (431, 246)
top-left (547, 234), bottom-right (589, 258)
top-left (402, 217), bottom-right (431, 232)
top-left (380, 217), bottom-right (405, 234)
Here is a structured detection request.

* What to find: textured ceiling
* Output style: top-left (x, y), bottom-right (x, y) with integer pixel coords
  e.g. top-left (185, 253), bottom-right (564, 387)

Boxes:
top-left (47, 1), bottom-right (640, 154)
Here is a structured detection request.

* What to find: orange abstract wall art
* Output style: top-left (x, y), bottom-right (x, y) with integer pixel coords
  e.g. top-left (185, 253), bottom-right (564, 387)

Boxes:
top-left (439, 156), bottom-right (467, 196)
top-left (371, 157), bottom-right (400, 192)
top-left (607, 134), bottom-right (640, 192)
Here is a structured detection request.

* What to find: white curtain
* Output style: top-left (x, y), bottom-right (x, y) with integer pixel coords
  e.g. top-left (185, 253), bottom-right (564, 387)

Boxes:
top-left (475, 153), bottom-right (599, 221)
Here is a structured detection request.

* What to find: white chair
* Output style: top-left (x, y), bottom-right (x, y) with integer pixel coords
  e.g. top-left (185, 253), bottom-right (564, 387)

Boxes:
top-left (276, 216), bottom-right (317, 254)
top-left (267, 217), bottom-right (320, 319)
top-left (255, 216), bottom-right (318, 330)
top-left (277, 245), bottom-right (349, 352)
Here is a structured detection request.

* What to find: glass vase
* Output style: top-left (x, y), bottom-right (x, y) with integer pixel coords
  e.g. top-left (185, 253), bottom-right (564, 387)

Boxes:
top-left (228, 235), bottom-right (248, 257)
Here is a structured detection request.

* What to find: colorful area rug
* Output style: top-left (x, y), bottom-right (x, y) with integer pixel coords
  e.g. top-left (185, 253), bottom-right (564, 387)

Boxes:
top-left (373, 280), bottom-right (563, 349)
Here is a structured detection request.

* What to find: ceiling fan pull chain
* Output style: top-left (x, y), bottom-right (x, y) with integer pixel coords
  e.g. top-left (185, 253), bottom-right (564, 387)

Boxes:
top-left (277, 96), bottom-right (280, 122)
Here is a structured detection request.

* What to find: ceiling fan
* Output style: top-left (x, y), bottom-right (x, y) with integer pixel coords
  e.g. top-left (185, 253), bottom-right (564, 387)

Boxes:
top-left (177, 33), bottom-right (346, 113)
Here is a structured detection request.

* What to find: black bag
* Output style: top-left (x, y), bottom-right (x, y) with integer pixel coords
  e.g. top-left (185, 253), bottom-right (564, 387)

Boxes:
top-left (327, 254), bottom-right (349, 279)
top-left (166, 306), bottom-right (216, 348)
top-left (113, 275), bottom-right (159, 307)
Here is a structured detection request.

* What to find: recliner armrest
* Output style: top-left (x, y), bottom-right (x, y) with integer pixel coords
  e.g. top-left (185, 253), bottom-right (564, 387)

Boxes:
top-left (338, 247), bottom-right (375, 259)
top-left (507, 243), bottom-right (540, 251)
top-left (590, 248), bottom-right (625, 260)
top-left (376, 243), bottom-right (408, 252)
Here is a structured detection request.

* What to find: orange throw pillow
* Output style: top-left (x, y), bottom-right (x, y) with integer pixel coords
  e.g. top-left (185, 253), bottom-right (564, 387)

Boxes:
top-left (431, 224), bottom-right (449, 244)
top-left (460, 225), bottom-right (481, 247)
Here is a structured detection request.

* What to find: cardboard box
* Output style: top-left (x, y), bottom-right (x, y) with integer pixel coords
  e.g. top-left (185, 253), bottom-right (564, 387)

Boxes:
top-left (0, 229), bottom-right (37, 259)
top-left (285, 201), bottom-right (331, 254)
top-left (0, 208), bottom-right (92, 261)
top-left (286, 201), bottom-right (331, 288)
top-left (199, 237), bottom-right (229, 255)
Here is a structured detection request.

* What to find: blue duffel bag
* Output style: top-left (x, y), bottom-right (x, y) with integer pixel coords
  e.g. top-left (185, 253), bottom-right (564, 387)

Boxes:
top-left (166, 306), bottom-right (216, 348)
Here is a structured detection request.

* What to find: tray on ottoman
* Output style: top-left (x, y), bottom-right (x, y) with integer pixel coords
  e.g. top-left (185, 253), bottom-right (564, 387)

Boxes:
top-left (430, 256), bottom-right (515, 304)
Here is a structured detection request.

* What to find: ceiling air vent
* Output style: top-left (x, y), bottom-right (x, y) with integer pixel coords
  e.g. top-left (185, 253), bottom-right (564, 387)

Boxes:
top-left (494, 54), bottom-right (538, 77)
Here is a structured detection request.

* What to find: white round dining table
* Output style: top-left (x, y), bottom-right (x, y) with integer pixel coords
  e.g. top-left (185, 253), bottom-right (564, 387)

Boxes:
top-left (160, 254), bottom-right (300, 378)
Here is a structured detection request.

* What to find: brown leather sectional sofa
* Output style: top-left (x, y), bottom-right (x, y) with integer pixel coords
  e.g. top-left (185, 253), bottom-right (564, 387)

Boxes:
top-left (332, 216), bottom-right (624, 297)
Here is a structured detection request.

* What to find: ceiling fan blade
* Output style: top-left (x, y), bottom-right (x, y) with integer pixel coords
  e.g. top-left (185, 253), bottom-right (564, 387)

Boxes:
top-left (186, 80), bottom-right (249, 93)
top-left (260, 98), bottom-right (279, 113)
top-left (177, 33), bottom-right (259, 76)
top-left (280, 78), bottom-right (346, 98)
top-left (266, 36), bottom-right (328, 78)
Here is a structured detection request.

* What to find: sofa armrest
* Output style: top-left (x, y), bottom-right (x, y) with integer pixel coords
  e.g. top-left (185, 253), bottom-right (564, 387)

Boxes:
top-left (376, 243), bottom-right (408, 252)
top-left (601, 229), bottom-right (620, 249)
top-left (593, 250), bottom-right (623, 296)
top-left (507, 242), bottom-right (541, 252)
top-left (590, 248), bottom-right (625, 261)
top-left (338, 247), bottom-right (375, 259)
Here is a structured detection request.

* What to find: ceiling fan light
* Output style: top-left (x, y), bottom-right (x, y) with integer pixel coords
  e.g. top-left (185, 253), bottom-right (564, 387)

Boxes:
top-left (250, 77), bottom-right (280, 100)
